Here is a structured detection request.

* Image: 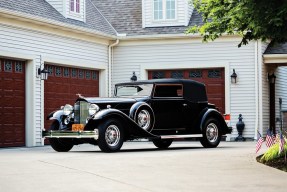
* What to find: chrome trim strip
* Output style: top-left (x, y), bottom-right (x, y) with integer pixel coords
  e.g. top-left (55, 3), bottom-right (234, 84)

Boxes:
top-left (160, 134), bottom-right (203, 139)
top-left (43, 129), bottom-right (99, 140)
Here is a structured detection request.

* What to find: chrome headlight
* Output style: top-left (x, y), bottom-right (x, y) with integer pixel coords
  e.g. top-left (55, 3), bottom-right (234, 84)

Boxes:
top-left (63, 104), bottom-right (73, 115)
top-left (89, 104), bottom-right (100, 116)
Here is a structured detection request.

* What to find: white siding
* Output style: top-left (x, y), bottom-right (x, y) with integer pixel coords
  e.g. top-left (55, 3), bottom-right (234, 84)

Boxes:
top-left (113, 39), bottom-right (256, 139)
top-left (0, 23), bottom-right (108, 146)
top-left (46, 0), bottom-right (64, 14)
top-left (143, 0), bottom-right (189, 27)
top-left (34, 56), bottom-right (42, 146)
top-left (261, 42), bottom-right (270, 136)
top-left (275, 66), bottom-right (287, 132)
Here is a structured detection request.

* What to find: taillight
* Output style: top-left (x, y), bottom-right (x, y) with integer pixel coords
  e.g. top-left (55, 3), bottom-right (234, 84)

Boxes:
top-left (223, 114), bottom-right (230, 125)
top-left (224, 114), bottom-right (230, 121)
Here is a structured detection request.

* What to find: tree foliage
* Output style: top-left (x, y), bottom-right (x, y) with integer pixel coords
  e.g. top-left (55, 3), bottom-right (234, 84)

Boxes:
top-left (187, 0), bottom-right (287, 47)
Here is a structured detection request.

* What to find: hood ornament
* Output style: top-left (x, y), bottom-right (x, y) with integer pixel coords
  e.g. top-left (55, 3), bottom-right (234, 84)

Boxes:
top-left (76, 93), bottom-right (84, 98)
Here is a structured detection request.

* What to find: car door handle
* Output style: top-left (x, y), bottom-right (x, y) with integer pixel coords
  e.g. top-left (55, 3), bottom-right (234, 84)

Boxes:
top-left (183, 104), bottom-right (187, 107)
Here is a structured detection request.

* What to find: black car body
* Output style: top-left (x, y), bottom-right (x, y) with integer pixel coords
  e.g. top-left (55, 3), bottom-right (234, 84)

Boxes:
top-left (43, 79), bottom-right (232, 152)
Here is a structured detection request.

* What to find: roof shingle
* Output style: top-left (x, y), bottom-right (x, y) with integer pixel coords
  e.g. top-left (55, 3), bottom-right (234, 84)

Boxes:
top-left (92, 0), bottom-right (203, 36)
top-left (0, 0), bottom-right (203, 37)
top-left (265, 43), bottom-right (287, 54)
top-left (0, 0), bottom-right (117, 36)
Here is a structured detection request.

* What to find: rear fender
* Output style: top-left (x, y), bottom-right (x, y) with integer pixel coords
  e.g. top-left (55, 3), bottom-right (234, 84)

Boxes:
top-left (200, 109), bottom-right (229, 134)
top-left (92, 109), bottom-right (158, 139)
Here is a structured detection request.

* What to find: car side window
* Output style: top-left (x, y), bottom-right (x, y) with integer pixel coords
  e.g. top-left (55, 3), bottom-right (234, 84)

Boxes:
top-left (153, 84), bottom-right (183, 98)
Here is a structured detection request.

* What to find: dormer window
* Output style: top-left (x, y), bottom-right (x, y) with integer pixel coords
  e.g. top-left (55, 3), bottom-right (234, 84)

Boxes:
top-left (154, 0), bottom-right (176, 20)
top-left (70, 0), bottom-right (80, 13)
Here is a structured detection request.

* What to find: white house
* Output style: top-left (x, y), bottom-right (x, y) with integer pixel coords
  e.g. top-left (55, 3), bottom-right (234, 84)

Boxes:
top-left (0, 0), bottom-right (286, 147)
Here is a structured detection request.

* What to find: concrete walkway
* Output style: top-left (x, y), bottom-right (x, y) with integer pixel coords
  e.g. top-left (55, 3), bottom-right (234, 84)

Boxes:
top-left (0, 141), bottom-right (286, 192)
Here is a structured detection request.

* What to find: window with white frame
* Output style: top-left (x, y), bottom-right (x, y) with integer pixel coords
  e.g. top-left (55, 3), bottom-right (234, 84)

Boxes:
top-left (70, 0), bottom-right (80, 13)
top-left (153, 0), bottom-right (176, 20)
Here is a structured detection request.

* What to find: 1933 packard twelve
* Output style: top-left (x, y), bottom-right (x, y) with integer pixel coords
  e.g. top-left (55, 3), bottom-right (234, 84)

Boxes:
top-left (43, 79), bottom-right (232, 152)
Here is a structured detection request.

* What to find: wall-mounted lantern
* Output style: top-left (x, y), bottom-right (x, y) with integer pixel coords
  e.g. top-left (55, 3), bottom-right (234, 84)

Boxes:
top-left (230, 69), bottom-right (237, 83)
top-left (268, 73), bottom-right (276, 84)
top-left (130, 71), bottom-right (137, 82)
top-left (38, 66), bottom-right (49, 80)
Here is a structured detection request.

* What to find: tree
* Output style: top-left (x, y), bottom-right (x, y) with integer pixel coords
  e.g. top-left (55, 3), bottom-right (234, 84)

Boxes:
top-left (187, 0), bottom-right (287, 47)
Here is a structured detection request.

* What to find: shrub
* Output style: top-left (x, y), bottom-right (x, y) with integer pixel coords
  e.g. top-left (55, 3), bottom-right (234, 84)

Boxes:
top-left (260, 139), bottom-right (287, 163)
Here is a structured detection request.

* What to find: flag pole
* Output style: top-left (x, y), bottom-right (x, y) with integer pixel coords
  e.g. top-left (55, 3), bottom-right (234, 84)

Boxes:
top-left (279, 98), bottom-right (283, 133)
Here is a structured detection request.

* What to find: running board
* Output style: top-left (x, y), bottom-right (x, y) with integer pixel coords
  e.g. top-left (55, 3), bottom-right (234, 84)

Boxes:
top-left (160, 134), bottom-right (203, 139)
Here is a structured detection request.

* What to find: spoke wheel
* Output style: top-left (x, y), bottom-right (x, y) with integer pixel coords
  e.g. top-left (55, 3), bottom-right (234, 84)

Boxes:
top-left (49, 121), bottom-right (74, 152)
top-left (137, 110), bottom-right (151, 131)
top-left (98, 118), bottom-right (124, 152)
top-left (200, 118), bottom-right (221, 148)
top-left (134, 106), bottom-right (154, 132)
top-left (206, 123), bottom-right (219, 143)
top-left (105, 125), bottom-right (121, 147)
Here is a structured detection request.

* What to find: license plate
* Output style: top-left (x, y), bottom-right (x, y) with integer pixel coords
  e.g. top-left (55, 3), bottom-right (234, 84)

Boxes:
top-left (72, 124), bottom-right (85, 131)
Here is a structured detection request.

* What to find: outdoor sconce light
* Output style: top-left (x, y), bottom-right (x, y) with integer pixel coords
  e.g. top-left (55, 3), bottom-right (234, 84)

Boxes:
top-left (268, 73), bottom-right (276, 84)
top-left (38, 66), bottom-right (49, 80)
top-left (230, 69), bottom-right (237, 83)
top-left (130, 71), bottom-right (137, 82)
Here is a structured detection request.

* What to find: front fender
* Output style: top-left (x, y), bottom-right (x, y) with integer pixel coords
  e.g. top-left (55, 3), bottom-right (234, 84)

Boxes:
top-left (47, 110), bottom-right (63, 122)
top-left (200, 108), bottom-right (230, 135)
top-left (129, 102), bottom-right (151, 120)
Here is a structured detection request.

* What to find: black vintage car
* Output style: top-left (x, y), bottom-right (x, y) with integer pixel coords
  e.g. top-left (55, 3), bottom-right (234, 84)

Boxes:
top-left (43, 79), bottom-right (232, 152)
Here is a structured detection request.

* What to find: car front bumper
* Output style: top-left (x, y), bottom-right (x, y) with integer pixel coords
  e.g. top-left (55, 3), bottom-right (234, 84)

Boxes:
top-left (42, 129), bottom-right (99, 140)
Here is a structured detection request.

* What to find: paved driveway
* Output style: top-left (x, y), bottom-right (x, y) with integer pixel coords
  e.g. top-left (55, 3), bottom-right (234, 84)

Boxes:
top-left (0, 141), bottom-right (286, 192)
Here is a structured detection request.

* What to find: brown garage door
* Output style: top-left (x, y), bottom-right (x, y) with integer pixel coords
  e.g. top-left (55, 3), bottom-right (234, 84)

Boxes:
top-left (148, 68), bottom-right (225, 113)
top-left (0, 59), bottom-right (25, 147)
top-left (44, 64), bottom-right (99, 130)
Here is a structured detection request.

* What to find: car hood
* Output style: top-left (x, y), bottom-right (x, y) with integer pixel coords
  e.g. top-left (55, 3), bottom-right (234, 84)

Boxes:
top-left (77, 97), bottom-right (137, 104)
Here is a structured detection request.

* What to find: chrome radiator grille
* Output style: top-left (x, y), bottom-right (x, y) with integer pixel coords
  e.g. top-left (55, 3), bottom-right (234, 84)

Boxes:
top-left (74, 101), bottom-right (89, 124)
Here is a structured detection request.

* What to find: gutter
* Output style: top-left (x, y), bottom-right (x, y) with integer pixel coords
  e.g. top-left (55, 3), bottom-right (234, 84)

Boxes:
top-left (117, 33), bottom-right (242, 40)
top-left (263, 54), bottom-right (287, 64)
top-left (0, 7), bottom-right (116, 39)
top-left (254, 41), bottom-right (259, 140)
top-left (108, 39), bottom-right (120, 97)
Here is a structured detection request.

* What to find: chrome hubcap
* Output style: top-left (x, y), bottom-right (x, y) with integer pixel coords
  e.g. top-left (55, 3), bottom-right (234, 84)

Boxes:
top-left (105, 125), bottom-right (120, 146)
top-left (137, 110), bottom-right (151, 130)
top-left (206, 123), bottom-right (218, 142)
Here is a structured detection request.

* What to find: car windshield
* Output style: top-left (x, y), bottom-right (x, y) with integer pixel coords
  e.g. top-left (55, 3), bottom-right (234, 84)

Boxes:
top-left (115, 84), bottom-right (153, 97)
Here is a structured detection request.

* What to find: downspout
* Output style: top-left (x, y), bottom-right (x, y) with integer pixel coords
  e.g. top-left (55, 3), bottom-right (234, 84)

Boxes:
top-left (108, 39), bottom-right (119, 97)
top-left (254, 40), bottom-right (259, 140)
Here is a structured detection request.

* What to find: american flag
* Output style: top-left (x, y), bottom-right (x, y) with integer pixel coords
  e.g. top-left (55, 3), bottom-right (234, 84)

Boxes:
top-left (279, 132), bottom-right (286, 154)
top-left (266, 129), bottom-right (274, 148)
top-left (256, 131), bottom-right (264, 153)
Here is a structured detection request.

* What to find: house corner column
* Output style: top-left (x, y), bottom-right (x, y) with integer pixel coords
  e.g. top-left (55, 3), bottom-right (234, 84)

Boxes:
top-left (25, 59), bottom-right (36, 147)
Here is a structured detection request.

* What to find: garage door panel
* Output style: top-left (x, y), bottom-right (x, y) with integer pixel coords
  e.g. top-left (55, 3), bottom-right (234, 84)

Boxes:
top-left (0, 59), bottom-right (25, 147)
top-left (44, 65), bottom-right (99, 130)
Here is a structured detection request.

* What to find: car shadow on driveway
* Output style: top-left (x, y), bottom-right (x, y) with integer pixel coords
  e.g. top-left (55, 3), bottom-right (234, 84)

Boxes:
top-left (68, 145), bottom-right (234, 153)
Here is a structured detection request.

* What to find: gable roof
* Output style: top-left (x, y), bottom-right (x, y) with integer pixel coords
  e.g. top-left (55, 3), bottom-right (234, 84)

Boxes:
top-left (0, 0), bottom-right (117, 36)
top-left (0, 0), bottom-right (202, 38)
top-left (264, 43), bottom-right (287, 54)
top-left (92, 0), bottom-right (203, 36)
